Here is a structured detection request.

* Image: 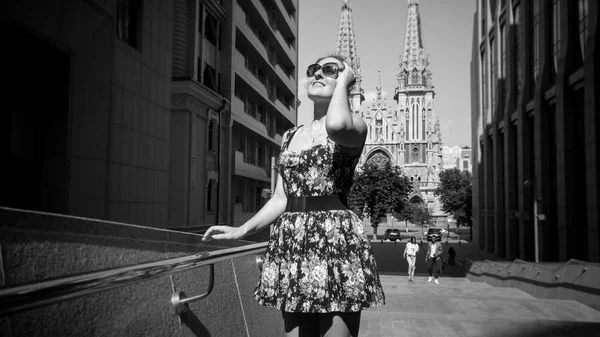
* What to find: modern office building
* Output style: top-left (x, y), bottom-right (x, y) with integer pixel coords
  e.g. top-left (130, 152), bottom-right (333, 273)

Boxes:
top-left (471, 0), bottom-right (598, 262)
top-left (2, 0), bottom-right (175, 228)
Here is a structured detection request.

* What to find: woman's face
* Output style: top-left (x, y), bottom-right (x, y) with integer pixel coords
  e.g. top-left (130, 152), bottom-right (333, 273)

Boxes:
top-left (306, 57), bottom-right (343, 101)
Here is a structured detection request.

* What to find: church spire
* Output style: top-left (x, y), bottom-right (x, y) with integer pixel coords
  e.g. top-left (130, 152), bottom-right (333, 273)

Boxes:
top-left (376, 70), bottom-right (382, 102)
top-left (335, 0), bottom-right (364, 109)
top-left (396, 0), bottom-right (433, 94)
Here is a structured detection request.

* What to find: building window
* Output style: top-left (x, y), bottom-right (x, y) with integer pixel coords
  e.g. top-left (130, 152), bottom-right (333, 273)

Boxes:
top-left (208, 120), bottom-right (214, 151)
top-left (412, 147), bottom-right (419, 163)
top-left (578, 0), bottom-right (589, 57)
top-left (206, 180), bottom-right (214, 212)
top-left (481, 50), bottom-right (488, 121)
top-left (204, 12), bottom-right (221, 49)
top-left (513, 4), bottom-right (522, 95)
top-left (481, 0), bottom-right (486, 37)
top-left (500, 23), bottom-right (506, 109)
top-left (203, 63), bottom-right (218, 92)
top-left (116, 0), bottom-right (142, 49)
top-left (490, 38), bottom-right (496, 113)
top-left (552, 0), bottom-right (561, 75)
top-left (532, 0), bottom-right (540, 85)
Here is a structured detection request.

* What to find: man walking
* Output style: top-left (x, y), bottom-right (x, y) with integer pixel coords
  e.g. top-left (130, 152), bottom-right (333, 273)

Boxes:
top-left (425, 236), bottom-right (443, 284)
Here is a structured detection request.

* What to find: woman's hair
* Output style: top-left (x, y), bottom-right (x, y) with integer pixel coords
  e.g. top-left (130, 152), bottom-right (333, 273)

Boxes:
top-left (315, 53), bottom-right (347, 65)
top-left (410, 236), bottom-right (416, 243)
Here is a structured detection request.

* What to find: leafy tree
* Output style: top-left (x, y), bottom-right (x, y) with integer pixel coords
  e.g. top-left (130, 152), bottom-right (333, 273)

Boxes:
top-left (410, 204), bottom-right (435, 228)
top-left (435, 168), bottom-right (473, 240)
top-left (396, 201), bottom-right (416, 233)
top-left (349, 161), bottom-right (412, 238)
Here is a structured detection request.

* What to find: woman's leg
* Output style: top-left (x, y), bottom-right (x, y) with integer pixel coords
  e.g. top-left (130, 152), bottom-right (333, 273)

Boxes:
top-left (409, 256), bottom-right (416, 277)
top-left (282, 312), bottom-right (320, 337)
top-left (319, 312), bottom-right (361, 337)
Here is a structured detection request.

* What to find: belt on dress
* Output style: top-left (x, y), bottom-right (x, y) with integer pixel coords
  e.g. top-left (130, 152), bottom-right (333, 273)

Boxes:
top-left (285, 195), bottom-right (348, 212)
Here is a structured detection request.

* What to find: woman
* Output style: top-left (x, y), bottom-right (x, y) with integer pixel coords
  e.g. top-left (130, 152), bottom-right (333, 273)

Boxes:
top-left (403, 236), bottom-right (419, 282)
top-left (202, 55), bottom-right (384, 336)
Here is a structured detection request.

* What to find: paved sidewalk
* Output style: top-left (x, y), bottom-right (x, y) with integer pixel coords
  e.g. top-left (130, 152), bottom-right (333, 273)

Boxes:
top-left (359, 276), bottom-right (600, 337)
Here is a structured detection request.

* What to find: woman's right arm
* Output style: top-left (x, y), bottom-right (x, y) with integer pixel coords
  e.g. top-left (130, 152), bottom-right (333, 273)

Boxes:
top-left (202, 173), bottom-right (287, 241)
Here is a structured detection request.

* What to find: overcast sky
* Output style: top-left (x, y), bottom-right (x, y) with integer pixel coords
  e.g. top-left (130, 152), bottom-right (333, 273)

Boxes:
top-left (296, 0), bottom-right (476, 147)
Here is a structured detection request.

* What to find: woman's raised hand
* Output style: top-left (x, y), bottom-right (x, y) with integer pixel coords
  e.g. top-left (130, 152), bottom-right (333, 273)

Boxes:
top-left (337, 60), bottom-right (356, 88)
top-left (202, 225), bottom-right (245, 241)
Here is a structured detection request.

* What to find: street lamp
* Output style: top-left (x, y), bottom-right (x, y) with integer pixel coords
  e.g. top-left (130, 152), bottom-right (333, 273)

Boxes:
top-left (523, 180), bottom-right (545, 263)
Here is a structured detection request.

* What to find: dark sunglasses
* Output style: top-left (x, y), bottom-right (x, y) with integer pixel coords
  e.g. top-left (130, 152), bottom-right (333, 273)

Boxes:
top-left (306, 62), bottom-right (344, 78)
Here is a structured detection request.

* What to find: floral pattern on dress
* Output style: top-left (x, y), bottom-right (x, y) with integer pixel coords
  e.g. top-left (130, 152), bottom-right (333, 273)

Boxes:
top-left (254, 126), bottom-right (385, 313)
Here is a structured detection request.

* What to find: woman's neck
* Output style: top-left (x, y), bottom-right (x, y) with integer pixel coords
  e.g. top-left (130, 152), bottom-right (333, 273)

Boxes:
top-left (313, 101), bottom-right (329, 121)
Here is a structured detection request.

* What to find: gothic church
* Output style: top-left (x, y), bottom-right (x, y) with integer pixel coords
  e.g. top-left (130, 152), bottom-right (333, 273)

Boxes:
top-left (335, 0), bottom-right (445, 219)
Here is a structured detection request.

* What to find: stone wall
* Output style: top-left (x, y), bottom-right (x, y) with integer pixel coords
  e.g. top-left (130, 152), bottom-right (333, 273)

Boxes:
top-left (0, 207), bottom-right (284, 337)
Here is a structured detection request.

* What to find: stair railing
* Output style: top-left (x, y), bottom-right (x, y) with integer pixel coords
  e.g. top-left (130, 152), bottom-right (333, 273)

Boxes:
top-left (0, 242), bottom-right (268, 318)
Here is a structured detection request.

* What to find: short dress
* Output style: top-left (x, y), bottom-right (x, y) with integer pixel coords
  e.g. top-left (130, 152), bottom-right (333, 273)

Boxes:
top-left (254, 126), bottom-right (386, 313)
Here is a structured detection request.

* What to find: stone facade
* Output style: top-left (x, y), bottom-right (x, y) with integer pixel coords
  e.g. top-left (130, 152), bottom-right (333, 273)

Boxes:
top-left (2, 0), bottom-right (173, 228)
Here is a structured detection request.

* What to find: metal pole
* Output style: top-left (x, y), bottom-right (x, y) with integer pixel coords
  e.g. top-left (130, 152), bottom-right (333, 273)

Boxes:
top-left (534, 198), bottom-right (539, 263)
top-left (270, 156), bottom-right (276, 195)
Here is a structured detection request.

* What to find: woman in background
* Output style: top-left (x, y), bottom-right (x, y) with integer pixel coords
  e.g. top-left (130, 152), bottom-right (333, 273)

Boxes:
top-left (403, 236), bottom-right (419, 282)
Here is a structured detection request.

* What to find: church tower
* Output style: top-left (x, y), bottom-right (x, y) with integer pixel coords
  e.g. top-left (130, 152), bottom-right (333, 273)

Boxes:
top-left (359, 71), bottom-right (400, 167)
top-left (335, 0), bottom-right (365, 113)
top-left (360, 0), bottom-right (444, 219)
top-left (395, 0), bottom-right (443, 214)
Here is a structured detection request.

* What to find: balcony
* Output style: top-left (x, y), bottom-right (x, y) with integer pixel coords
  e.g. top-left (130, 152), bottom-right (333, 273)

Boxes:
top-left (232, 93), bottom-right (284, 146)
top-left (274, 0), bottom-right (297, 36)
top-left (234, 150), bottom-right (271, 182)
top-left (247, 0), bottom-right (296, 63)
top-left (234, 52), bottom-right (295, 123)
top-left (236, 25), bottom-right (295, 93)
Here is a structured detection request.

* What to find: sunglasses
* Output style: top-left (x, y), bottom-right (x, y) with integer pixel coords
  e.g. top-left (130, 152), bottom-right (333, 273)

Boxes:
top-left (306, 62), bottom-right (344, 78)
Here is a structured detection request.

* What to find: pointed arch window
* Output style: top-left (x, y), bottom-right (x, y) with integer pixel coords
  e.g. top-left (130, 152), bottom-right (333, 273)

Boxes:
top-left (411, 69), bottom-right (419, 85)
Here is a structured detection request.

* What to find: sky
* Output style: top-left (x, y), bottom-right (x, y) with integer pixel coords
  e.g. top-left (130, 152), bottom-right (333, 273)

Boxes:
top-left (296, 0), bottom-right (476, 147)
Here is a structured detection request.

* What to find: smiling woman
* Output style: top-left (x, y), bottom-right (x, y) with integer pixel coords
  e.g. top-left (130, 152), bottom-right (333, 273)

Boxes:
top-left (202, 54), bottom-right (383, 336)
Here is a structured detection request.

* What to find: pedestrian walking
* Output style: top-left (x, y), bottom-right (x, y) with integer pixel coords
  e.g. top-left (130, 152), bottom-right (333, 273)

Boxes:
top-left (403, 236), bottom-right (419, 282)
top-left (448, 246), bottom-right (456, 266)
top-left (425, 237), bottom-right (443, 284)
top-left (202, 54), bottom-right (384, 337)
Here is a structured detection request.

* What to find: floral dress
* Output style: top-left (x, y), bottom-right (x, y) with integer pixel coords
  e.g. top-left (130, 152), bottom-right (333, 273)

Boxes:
top-left (254, 126), bottom-right (385, 313)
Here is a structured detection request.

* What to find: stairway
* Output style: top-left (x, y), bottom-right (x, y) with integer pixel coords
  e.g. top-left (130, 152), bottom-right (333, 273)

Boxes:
top-left (359, 275), bottom-right (600, 337)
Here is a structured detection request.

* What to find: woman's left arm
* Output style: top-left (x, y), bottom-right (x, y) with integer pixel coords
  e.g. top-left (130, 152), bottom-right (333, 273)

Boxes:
top-left (325, 62), bottom-right (367, 151)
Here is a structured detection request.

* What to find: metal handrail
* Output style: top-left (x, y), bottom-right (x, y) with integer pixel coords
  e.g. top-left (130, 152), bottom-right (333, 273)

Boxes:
top-left (0, 241), bottom-right (268, 318)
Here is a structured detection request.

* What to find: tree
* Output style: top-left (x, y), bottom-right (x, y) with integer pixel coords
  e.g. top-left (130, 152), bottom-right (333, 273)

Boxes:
top-left (349, 161), bottom-right (412, 238)
top-left (435, 168), bottom-right (473, 240)
top-left (396, 201), bottom-right (417, 233)
top-left (410, 204), bottom-right (434, 228)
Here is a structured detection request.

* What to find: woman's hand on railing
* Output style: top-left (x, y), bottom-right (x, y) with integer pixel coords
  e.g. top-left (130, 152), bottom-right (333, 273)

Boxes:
top-left (202, 226), bottom-right (246, 241)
